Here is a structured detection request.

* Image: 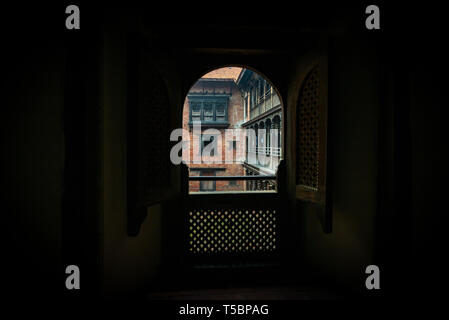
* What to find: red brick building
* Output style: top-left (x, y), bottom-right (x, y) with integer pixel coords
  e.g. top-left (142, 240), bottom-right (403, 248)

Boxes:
top-left (183, 67), bottom-right (246, 192)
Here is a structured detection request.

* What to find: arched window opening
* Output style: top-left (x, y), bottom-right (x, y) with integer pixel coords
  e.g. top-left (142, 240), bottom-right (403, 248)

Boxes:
top-left (182, 66), bottom-right (283, 193)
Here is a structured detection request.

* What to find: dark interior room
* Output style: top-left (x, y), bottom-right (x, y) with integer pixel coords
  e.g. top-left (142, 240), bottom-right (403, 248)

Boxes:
top-left (2, 2), bottom-right (448, 314)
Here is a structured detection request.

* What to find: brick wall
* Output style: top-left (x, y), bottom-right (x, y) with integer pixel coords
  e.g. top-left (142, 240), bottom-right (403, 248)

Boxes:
top-left (182, 77), bottom-right (246, 192)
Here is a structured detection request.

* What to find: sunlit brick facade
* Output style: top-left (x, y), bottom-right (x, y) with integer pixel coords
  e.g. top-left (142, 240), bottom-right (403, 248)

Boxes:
top-left (183, 67), bottom-right (246, 192)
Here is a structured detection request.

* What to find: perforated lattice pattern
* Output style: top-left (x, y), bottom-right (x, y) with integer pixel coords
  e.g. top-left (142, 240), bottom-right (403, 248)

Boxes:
top-left (188, 209), bottom-right (277, 253)
top-left (297, 66), bottom-right (320, 190)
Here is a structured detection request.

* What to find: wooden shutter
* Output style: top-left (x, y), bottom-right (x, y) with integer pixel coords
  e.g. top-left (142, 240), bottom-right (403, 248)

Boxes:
top-left (294, 51), bottom-right (332, 232)
top-left (127, 36), bottom-right (172, 236)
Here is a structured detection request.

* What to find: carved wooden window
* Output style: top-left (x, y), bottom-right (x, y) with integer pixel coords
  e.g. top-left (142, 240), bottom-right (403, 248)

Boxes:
top-left (297, 66), bottom-right (320, 190)
top-left (295, 53), bottom-right (331, 232)
top-left (203, 102), bottom-right (214, 122)
top-left (191, 102), bottom-right (201, 122)
top-left (188, 95), bottom-right (229, 126)
top-left (215, 102), bottom-right (226, 122)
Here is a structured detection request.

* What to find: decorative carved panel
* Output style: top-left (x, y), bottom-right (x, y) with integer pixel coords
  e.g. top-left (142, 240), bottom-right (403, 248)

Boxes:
top-left (188, 208), bottom-right (277, 254)
top-left (294, 52), bottom-right (331, 233)
top-left (296, 66), bottom-right (320, 190)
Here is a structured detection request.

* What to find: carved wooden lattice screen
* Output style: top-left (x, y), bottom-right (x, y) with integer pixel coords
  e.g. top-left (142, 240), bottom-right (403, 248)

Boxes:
top-left (183, 191), bottom-right (282, 266)
top-left (127, 37), bottom-right (171, 236)
top-left (188, 208), bottom-right (277, 254)
top-left (296, 66), bottom-right (320, 191)
top-left (295, 53), bottom-right (331, 232)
